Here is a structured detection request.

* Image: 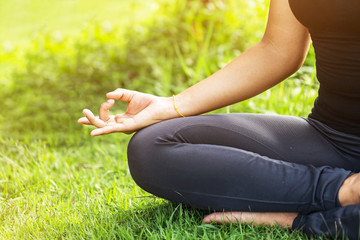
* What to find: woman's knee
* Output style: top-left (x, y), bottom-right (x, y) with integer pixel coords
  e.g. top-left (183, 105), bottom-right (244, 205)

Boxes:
top-left (127, 122), bottom-right (175, 192)
top-left (127, 117), bottom-right (185, 165)
top-left (127, 126), bottom-right (156, 182)
top-left (126, 116), bottom-right (212, 192)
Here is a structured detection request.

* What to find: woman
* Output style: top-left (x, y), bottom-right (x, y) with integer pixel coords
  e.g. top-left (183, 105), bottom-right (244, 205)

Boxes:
top-left (78, 0), bottom-right (360, 238)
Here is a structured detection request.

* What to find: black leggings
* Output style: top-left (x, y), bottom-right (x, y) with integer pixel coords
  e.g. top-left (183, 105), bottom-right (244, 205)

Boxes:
top-left (127, 114), bottom-right (360, 238)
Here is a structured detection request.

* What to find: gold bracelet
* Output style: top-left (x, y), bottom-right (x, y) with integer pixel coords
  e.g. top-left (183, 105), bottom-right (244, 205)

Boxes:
top-left (172, 95), bottom-right (186, 118)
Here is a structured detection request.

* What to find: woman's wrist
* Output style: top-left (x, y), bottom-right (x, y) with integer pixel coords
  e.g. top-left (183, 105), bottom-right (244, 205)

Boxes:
top-left (158, 96), bottom-right (184, 120)
top-left (172, 95), bottom-right (186, 118)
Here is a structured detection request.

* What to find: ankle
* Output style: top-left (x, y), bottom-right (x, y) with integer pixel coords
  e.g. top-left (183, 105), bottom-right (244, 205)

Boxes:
top-left (338, 173), bottom-right (360, 206)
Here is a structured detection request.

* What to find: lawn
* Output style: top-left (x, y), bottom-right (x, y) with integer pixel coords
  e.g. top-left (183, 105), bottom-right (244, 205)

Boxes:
top-left (0, 134), bottom-right (308, 239)
top-left (0, 0), bottom-right (322, 239)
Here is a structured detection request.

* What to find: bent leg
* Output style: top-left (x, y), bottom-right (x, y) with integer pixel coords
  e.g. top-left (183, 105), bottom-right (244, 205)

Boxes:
top-left (127, 114), bottom-right (353, 212)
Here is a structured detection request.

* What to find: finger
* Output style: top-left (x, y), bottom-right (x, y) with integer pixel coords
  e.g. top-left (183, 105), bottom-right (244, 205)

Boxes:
top-left (202, 212), bottom-right (224, 224)
top-left (99, 99), bottom-right (114, 121)
top-left (106, 89), bottom-right (135, 102)
top-left (114, 113), bottom-right (129, 123)
top-left (78, 117), bottom-right (91, 125)
top-left (83, 109), bottom-right (106, 128)
top-left (202, 212), bottom-right (242, 224)
top-left (90, 124), bottom-right (127, 136)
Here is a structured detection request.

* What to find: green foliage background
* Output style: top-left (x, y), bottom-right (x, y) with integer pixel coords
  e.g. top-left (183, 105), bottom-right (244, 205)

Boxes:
top-left (0, 0), bottom-right (316, 139)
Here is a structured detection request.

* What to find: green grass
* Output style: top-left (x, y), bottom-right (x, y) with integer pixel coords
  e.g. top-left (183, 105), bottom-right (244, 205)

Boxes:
top-left (0, 133), bottom-right (313, 239)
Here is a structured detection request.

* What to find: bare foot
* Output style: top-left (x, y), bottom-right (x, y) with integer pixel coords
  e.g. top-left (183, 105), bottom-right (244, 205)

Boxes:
top-left (202, 211), bottom-right (298, 228)
top-left (339, 173), bottom-right (360, 206)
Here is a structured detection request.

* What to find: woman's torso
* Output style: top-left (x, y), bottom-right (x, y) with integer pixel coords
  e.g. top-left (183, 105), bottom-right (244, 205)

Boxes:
top-left (288, 0), bottom-right (360, 136)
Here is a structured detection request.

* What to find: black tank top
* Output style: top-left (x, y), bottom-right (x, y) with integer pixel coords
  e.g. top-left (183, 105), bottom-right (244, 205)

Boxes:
top-left (288, 0), bottom-right (360, 136)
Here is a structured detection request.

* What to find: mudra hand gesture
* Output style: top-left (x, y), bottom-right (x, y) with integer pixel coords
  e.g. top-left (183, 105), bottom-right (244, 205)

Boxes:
top-left (78, 88), bottom-right (174, 136)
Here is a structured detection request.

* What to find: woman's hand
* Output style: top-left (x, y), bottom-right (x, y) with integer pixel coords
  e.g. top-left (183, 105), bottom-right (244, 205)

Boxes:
top-left (78, 88), bottom-right (175, 136)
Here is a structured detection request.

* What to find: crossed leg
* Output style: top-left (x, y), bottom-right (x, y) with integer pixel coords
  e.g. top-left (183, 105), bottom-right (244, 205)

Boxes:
top-left (127, 113), bottom-right (360, 237)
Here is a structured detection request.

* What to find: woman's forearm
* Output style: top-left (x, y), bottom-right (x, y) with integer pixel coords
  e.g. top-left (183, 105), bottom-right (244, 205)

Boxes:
top-left (172, 40), bottom-right (308, 117)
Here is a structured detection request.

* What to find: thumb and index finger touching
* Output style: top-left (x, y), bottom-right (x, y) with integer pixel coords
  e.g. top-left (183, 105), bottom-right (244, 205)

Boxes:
top-left (78, 89), bottom-right (137, 133)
